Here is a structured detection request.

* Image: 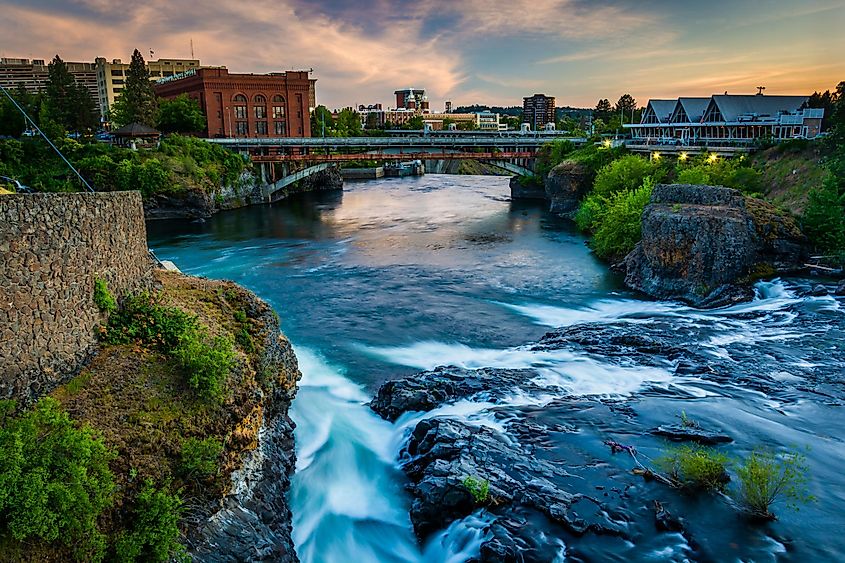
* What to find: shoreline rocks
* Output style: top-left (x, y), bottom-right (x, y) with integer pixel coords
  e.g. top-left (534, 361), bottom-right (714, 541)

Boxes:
top-left (624, 184), bottom-right (807, 307)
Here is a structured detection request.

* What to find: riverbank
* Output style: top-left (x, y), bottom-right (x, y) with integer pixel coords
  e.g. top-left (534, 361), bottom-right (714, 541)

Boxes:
top-left (0, 267), bottom-right (301, 561)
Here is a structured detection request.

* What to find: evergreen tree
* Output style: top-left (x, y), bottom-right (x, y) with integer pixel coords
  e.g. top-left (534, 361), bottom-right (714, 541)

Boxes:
top-left (594, 99), bottom-right (612, 121)
top-left (69, 83), bottom-right (99, 134)
top-left (45, 55), bottom-right (75, 131)
top-left (110, 49), bottom-right (158, 128)
top-left (614, 94), bottom-right (637, 123)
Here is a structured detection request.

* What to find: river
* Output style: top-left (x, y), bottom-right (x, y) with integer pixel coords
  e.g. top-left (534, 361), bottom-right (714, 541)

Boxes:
top-left (147, 174), bottom-right (845, 562)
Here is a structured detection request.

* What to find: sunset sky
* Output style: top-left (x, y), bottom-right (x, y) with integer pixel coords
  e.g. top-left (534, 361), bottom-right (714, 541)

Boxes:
top-left (1, 0), bottom-right (843, 110)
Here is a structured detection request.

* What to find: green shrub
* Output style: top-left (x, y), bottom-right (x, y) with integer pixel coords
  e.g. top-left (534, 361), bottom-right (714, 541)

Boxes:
top-left (173, 332), bottom-right (235, 402)
top-left (677, 166), bottom-right (711, 185)
top-left (113, 480), bottom-right (185, 563)
top-left (590, 178), bottom-right (654, 259)
top-left (0, 398), bottom-right (115, 562)
top-left (802, 175), bottom-right (845, 255)
top-left (463, 475), bottom-right (490, 504)
top-left (179, 437), bottom-right (223, 478)
top-left (93, 276), bottom-right (117, 314)
top-left (656, 444), bottom-right (729, 491)
top-left (574, 192), bottom-right (608, 233)
top-left (103, 293), bottom-right (198, 352)
top-left (592, 155), bottom-right (665, 198)
top-left (732, 448), bottom-right (813, 520)
top-left (235, 327), bottom-right (255, 353)
top-left (233, 309), bottom-right (248, 323)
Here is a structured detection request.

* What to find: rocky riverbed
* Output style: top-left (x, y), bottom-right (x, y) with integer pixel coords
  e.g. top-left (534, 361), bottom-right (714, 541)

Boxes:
top-left (372, 279), bottom-right (845, 562)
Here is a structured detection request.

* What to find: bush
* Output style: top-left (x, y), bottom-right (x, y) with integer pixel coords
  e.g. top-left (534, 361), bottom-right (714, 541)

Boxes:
top-left (732, 448), bottom-right (813, 520)
top-left (113, 480), bottom-right (185, 563)
top-left (0, 398), bottom-right (115, 562)
top-left (589, 177), bottom-right (654, 259)
top-left (93, 276), bottom-right (117, 314)
top-left (592, 155), bottom-right (665, 198)
top-left (802, 175), bottom-right (845, 255)
top-left (656, 444), bottom-right (729, 491)
top-left (574, 192), bottom-right (608, 233)
top-left (179, 437), bottom-right (223, 478)
top-left (103, 293), bottom-right (199, 352)
top-left (463, 475), bottom-right (490, 504)
top-left (677, 166), bottom-right (711, 185)
top-left (172, 332), bottom-right (235, 402)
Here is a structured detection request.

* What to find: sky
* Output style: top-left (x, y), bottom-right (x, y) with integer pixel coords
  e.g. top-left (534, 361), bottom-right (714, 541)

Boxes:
top-left (1, 0), bottom-right (843, 110)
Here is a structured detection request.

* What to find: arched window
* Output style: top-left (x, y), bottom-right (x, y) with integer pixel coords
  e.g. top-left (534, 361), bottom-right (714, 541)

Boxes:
top-left (233, 94), bottom-right (247, 120)
top-left (272, 95), bottom-right (286, 120)
top-left (254, 94), bottom-right (267, 119)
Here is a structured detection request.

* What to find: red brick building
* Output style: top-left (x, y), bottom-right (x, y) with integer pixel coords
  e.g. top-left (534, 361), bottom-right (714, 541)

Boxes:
top-left (154, 67), bottom-right (315, 138)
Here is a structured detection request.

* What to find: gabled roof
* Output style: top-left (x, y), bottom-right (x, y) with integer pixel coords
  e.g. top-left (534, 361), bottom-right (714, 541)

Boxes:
top-left (671, 97), bottom-right (709, 123)
top-left (644, 100), bottom-right (676, 123)
top-left (709, 95), bottom-right (808, 122)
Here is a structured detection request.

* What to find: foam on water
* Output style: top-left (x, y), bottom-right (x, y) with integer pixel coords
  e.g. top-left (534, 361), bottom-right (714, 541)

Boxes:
top-left (290, 347), bottom-right (423, 563)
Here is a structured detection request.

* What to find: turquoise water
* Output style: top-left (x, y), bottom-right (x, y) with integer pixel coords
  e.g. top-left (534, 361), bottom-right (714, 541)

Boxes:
top-left (147, 175), bottom-right (845, 562)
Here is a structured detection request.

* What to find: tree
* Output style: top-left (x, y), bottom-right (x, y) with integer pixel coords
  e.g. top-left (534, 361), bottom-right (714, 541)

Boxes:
top-left (806, 89), bottom-right (835, 131)
top-left (157, 94), bottom-right (206, 134)
top-left (44, 55), bottom-right (75, 132)
top-left (405, 115), bottom-right (424, 130)
top-left (615, 94), bottom-right (637, 123)
top-left (110, 49), bottom-right (158, 128)
top-left (310, 105), bottom-right (334, 137)
top-left (827, 81), bottom-right (845, 146)
top-left (595, 98), bottom-right (612, 121)
top-left (333, 108), bottom-right (362, 137)
top-left (0, 86), bottom-right (30, 137)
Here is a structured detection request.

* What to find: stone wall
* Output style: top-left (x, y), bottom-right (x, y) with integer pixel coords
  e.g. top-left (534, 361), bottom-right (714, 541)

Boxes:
top-left (0, 192), bottom-right (153, 400)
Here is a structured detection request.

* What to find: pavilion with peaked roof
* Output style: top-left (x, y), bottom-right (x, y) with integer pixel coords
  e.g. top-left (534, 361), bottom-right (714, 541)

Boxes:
top-left (111, 122), bottom-right (161, 148)
top-left (625, 93), bottom-right (824, 145)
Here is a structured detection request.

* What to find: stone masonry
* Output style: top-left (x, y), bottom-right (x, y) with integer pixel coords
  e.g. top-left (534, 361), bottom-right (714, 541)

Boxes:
top-left (0, 192), bottom-right (153, 401)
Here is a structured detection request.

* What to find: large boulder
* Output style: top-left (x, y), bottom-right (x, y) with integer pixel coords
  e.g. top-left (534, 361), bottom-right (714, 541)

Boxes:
top-left (624, 184), bottom-right (806, 307)
top-left (545, 161), bottom-right (592, 217)
top-left (509, 175), bottom-right (546, 200)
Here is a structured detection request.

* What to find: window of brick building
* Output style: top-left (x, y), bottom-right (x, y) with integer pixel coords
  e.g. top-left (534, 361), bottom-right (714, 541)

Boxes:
top-left (274, 121), bottom-right (286, 135)
top-left (272, 95), bottom-right (286, 119)
top-left (235, 106), bottom-right (247, 119)
top-left (254, 105), bottom-right (267, 119)
top-left (236, 121), bottom-right (248, 135)
top-left (256, 121), bottom-right (268, 135)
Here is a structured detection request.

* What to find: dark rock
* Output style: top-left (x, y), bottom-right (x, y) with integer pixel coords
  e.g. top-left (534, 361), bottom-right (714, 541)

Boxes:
top-left (188, 293), bottom-right (301, 562)
top-left (624, 184), bottom-right (807, 307)
top-left (545, 161), bottom-right (592, 217)
top-left (651, 424), bottom-right (733, 445)
top-left (371, 367), bottom-right (540, 422)
top-left (509, 175), bottom-right (546, 200)
top-left (653, 501), bottom-right (684, 533)
top-left (810, 284), bottom-right (829, 296)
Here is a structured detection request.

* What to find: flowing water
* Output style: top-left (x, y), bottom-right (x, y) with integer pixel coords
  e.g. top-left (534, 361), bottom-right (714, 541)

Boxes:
top-left (147, 175), bottom-right (845, 562)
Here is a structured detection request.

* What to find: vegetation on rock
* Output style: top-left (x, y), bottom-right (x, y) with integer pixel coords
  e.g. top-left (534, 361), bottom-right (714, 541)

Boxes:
top-left (656, 444), bottom-right (730, 491)
top-left (732, 448), bottom-right (814, 520)
top-left (462, 475), bottom-right (490, 505)
top-left (0, 398), bottom-right (115, 562)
